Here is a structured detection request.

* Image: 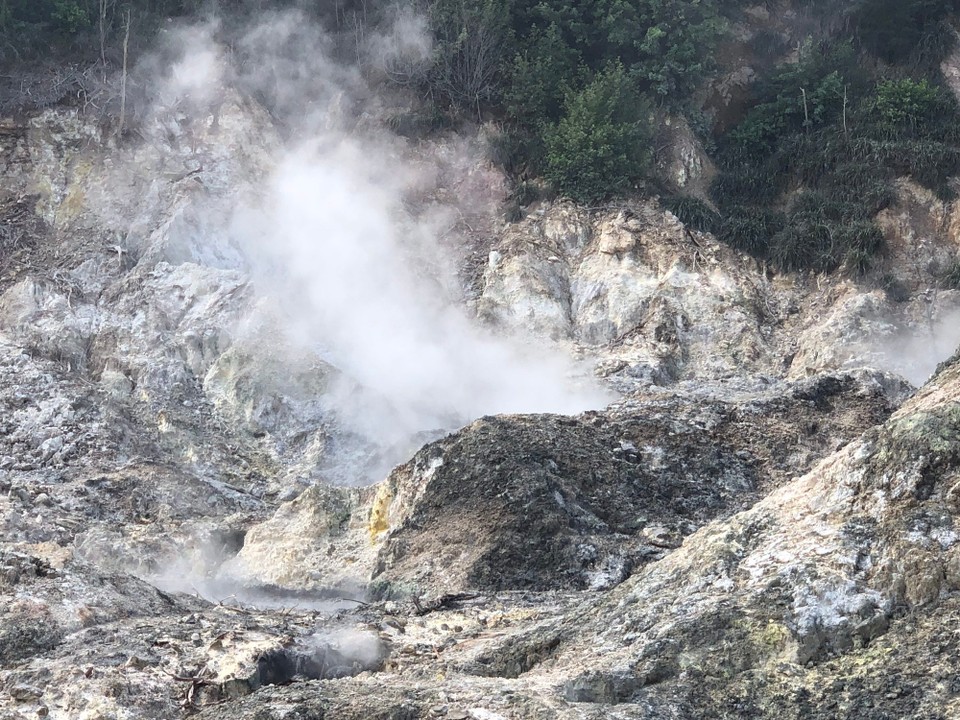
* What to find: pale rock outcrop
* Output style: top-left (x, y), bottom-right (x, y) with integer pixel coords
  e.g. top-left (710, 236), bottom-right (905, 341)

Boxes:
top-left (222, 484), bottom-right (375, 594)
top-left (480, 187), bottom-right (960, 391)
top-left (654, 114), bottom-right (716, 197)
top-left (479, 200), bottom-right (790, 386)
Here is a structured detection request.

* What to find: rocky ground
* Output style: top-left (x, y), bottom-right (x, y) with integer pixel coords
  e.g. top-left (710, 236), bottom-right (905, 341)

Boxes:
top-left (3, 75), bottom-right (960, 719)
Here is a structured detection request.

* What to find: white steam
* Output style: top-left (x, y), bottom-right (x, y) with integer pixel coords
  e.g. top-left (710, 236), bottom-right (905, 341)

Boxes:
top-left (136, 10), bottom-right (610, 483)
top-left (363, 6), bottom-right (433, 82)
top-left (235, 138), bottom-right (606, 455)
top-left (306, 629), bottom-right (385, 670)
top-left (872, 307), bottom-right (960, 386)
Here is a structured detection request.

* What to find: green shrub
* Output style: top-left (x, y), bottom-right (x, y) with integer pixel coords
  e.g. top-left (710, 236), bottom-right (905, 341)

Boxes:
top-left (877, 139), bottom-right (960, 196)
top-left (51, 0), bottom-right (88, 34)
top-left (718, 207), bottom-right (784, 256)
top-left (724, 43), bottom-right (858, 161)
top-left (874, 78), bottom-right (942, 133)
top-left (662, 196), bottom-right (721, 234)
top-left (708, 22), bottom-right (960, 274)
top-left (837, 220), bottom-right (885, 253)
top-left (940, 259), bottom-right (960, 289)
top-left (711, 166), bottom-right (783, 206)
top-left (543, 63), bottom-right (652, 202)
top-left (486, 130), bottom-right (532, 176)
top-left (859, 180), bottom-right (897, 215)
top-left (843, 247), bottom-right (877, 275)
top-left (853, 0), bottom-right (960, 66)
top-left (789, 190), bottom-right (846, 222)
top-left (504, 22), bottom-right (583, 126)
top-left (768, 223), bottom-right (834, 272)
top-left (831, 163), bottom-right (896, 213)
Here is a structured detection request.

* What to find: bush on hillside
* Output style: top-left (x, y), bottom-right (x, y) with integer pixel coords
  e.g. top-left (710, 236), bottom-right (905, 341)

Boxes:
top-left (543, 63), bottom-right (652, 203)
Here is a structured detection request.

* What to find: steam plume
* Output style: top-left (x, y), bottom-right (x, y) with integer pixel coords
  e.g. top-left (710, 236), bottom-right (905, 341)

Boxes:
top-left (135, 9), bottom-right (610, 484)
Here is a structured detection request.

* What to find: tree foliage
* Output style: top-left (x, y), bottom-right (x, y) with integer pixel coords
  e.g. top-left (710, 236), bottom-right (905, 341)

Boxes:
top-left (423, 0), bottom-right (724, 200)
top-left (873, 78), bottom-right (942, 133)
top-left (710, 32), bottom-right (960, 275)
top-left (543, 63), bottom-right (652, 203)
top-left (0, 0), bottom-right (207, 60)
top-left (7, 0), bottom-right (960, 243)
top-left (51, 0), bottom-right (90, 34)
top-left (596, 0), bottom-right (724, 98)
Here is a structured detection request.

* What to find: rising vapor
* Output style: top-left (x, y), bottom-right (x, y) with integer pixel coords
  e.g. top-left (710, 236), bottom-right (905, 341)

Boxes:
top-left (134, 9), bottom-right (611, 484)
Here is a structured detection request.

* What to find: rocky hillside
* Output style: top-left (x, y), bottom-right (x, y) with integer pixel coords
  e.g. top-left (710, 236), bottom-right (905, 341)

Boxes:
top-left (4, 5), bottom-right (960, 720)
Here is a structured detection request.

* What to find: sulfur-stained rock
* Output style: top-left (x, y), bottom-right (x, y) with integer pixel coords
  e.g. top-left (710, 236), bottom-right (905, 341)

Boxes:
top-left (222, 483), bottom-right (376, 595)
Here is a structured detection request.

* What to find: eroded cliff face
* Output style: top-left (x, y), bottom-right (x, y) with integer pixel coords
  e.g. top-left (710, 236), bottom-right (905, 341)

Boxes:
top-left (478, 194), bottom-right (960, 389)
top-left (2, 63), bottom-right (960, 719)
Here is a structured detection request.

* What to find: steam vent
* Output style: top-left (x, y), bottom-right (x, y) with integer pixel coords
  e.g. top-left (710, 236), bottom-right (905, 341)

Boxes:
top-left (5, 1), bottom-right (960, 718)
